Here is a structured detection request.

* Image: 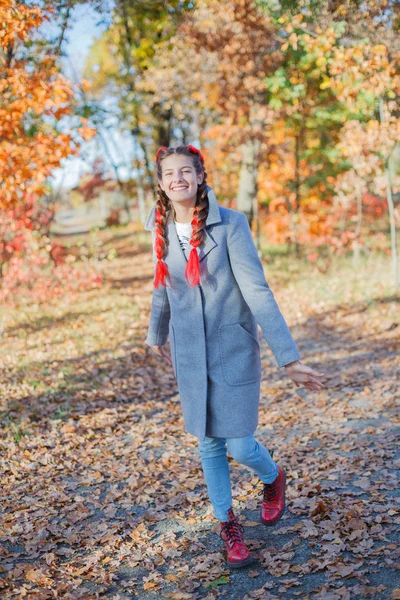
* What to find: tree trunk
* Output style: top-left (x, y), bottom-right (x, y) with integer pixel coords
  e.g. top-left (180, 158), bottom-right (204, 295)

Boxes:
top-left (132, 131), bottom-right (146, 224)
top-left (154, 105), bottom-right (173, 148)
top-left (352, 189), bottom-right (363, 266)
top-left (236, 140), bottom-right (258, 229)
top-left (379, 96), bottom-right (399, 287)
top-left (141, 140), bottom-right (157, 203)
top-left (292, 130), bottom-right (301, 257)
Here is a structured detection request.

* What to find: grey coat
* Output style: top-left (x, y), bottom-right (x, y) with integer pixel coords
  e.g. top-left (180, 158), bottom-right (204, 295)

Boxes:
top-left (144, 187), bottom-right (301, 441)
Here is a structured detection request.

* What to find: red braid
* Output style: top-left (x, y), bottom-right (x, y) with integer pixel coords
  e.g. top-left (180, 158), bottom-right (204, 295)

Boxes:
top-left (184, 185), bottom-right (208, 287)
top-left (185, 219), bottom-right (201, 287)
top-left (154, 203), bottom-right (170, 288)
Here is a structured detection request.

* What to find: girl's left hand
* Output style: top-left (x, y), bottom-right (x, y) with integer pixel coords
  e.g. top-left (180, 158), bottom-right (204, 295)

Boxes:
top-left (284, 360), bottom-right (325, 392)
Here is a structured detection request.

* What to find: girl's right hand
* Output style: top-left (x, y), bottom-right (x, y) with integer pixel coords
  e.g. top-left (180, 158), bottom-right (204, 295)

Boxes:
top-left (147, 343), bottom-right (173, 366)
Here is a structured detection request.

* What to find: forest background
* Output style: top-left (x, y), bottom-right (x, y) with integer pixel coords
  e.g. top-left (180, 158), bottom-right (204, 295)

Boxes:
top-left (1, 0), bottom-right (400, 303)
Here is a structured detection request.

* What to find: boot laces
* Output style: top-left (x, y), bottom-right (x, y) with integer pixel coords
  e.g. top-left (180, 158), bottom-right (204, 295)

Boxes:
top-left (220, 518), bottom-right (244, 547)
top-left (258, 477), bottom-right (278, 502)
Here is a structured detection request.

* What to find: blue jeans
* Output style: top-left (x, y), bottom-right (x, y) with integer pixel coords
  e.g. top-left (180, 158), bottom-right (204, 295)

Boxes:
top-left (198, 434), bottom-right (279, 522)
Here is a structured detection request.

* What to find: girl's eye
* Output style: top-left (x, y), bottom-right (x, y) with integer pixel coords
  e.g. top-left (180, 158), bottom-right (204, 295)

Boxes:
top-left (163, 169), bottom-right (192, 176)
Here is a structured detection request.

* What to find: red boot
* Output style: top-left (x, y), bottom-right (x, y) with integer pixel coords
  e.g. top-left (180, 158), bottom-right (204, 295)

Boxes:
top-left (259, 466), bottom-right (286, 525)
top-left (220, 508), bottom-right (255, 568)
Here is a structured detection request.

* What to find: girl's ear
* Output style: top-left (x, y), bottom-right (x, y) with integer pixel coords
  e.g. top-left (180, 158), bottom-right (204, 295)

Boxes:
top-left (197, 172), bottom-right (204, 185)
top-left (158, 178), bottom-right (165, 192)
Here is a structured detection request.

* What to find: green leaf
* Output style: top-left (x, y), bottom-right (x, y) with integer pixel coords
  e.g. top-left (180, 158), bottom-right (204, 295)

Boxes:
top-left (203, 576), bottom-right (230, 588)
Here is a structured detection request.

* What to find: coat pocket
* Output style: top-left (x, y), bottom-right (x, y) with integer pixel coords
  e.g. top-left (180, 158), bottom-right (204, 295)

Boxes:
top-left (169, 323), bottom-right (178, 379)
top-left (218, 322), bottom-right (261, 386)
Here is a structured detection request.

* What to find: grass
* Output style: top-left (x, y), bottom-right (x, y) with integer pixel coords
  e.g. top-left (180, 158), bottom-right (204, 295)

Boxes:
top-left (1, 221), bottom-right (397, 334)
top-left (259, 245), bottom-right (397, 309)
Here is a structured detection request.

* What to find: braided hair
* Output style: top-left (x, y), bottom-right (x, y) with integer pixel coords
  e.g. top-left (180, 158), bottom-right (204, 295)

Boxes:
top-left (153, 144), bottom-right (209, 288)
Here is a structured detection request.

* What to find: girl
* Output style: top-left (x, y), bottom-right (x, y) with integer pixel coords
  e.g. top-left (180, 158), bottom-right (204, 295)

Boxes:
top-left (144, 144), bottom-right (325, 569)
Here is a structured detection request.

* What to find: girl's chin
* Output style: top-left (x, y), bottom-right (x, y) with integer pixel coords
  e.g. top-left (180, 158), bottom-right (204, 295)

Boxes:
top-left (169, 193), bottom-right (196, 202)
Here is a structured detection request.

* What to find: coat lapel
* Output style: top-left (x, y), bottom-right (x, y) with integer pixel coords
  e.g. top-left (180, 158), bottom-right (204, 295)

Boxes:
top-left (171, 218), bottom-right (218, 263)
top-left (144, 186), bottom-right (222, 264)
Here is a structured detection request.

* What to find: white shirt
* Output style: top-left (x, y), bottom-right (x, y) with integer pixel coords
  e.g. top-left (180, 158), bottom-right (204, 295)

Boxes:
top-left (174, 220), bottom-right (192, 252)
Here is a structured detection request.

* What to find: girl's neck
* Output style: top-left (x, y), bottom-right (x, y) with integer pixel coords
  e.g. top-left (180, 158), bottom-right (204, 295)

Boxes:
top-left (172, 203), bottom-right (195, 224)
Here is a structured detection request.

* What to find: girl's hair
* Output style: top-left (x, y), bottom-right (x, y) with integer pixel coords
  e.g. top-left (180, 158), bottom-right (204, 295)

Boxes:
top-left (153, 144), bottom-right (209, 288)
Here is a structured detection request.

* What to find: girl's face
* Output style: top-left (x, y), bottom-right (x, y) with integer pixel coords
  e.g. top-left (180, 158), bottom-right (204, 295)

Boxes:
top-left (158, 154), bottom-right (204, 206)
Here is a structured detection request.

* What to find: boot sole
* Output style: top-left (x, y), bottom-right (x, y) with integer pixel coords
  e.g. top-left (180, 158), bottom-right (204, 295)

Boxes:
top-left (261, 469), bottom-right (286, 526)
top-left (226, 554), bottom-right (257, 569)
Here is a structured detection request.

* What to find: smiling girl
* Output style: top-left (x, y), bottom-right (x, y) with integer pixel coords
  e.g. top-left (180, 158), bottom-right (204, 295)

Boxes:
top-left (144, 144), bottom-right (325, 568)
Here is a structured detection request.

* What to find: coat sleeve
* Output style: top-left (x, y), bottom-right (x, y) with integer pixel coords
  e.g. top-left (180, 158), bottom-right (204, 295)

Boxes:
top-left (145, 229), bottom-right (171, 346)
top-left (227, 211), bottom-right (301, 368)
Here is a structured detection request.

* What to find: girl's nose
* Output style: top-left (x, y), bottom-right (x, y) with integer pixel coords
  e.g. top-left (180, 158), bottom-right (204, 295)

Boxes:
top-left (172, 174), bottom-right (185, 183)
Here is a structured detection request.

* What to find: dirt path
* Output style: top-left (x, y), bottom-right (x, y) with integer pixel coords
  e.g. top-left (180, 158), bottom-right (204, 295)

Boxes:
top-left (1, 232), bottom-right (399, 599)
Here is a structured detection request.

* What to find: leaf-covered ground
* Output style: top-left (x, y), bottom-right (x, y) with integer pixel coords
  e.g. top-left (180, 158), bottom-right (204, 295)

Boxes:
top-left (1, 224), bottom-right (399, 600)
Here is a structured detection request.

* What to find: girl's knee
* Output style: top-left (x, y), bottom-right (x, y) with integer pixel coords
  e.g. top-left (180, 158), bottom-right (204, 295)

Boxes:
top-left (227, 435), bottom-right (257, 464)
top-left (198, 436), bottom-right (226, 458)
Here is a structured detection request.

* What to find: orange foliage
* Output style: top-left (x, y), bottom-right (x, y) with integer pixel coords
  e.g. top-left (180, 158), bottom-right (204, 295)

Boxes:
top-left (0, 0), bottom-right (91, 209)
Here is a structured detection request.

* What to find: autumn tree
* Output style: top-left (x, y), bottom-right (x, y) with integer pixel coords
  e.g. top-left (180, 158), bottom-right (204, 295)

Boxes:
top-left (174, 1), bottom-right (400, 258)
top-left (83, 0), bottom-right (194, 211)
top-left (81, 0), bottom-right (400, 267)
top-left (259, 0), bottom-right (400, 272)
top-left (0, 0), bottom-right (89, 210)
top-left (141, 0), bottom-right (286, 228)
top-left (0, 0), bottom-right (98, 299)
top-left (329, 43), bottom-right (400, 279)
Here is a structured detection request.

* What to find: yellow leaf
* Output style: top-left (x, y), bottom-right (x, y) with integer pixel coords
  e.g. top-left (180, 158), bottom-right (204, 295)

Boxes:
top-left (143, 581), bottom-right (160, 591)
top-left (320, 80), bottom-right (331, 90)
